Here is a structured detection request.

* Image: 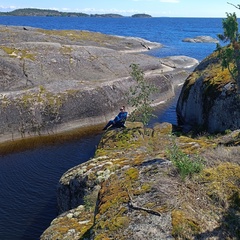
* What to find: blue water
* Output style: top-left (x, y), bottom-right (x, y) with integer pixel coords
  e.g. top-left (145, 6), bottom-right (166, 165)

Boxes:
top-left (0, 16), bottom-right (224, 240)
top-left (0, 16), bottom-right (223, 61)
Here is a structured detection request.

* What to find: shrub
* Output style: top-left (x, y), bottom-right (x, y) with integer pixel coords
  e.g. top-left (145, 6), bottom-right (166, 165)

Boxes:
top-left (166, 143), bottom-right (204, 180)
top-left (127, 63), bottom-right (158, 125)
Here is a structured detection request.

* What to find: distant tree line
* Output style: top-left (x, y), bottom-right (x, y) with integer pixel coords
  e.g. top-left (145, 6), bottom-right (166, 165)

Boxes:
top-left (132, 14), bottom-right (152, 18)
top-left (0, 8), bottom-right (152, 18)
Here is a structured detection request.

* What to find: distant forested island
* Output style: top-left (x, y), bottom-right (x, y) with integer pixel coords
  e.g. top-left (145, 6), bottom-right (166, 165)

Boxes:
top-left (131, 14), bottom-right (152, 18)
top-left (0, 8), bottom-right (152, 18)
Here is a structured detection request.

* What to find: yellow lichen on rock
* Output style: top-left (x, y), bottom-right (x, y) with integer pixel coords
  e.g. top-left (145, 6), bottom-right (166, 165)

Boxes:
top-left (41, 122), bottom-right (240, 240)
top-left (0, 45), bottom-right (35, 60)
top-left (200, 162), bottom-right (240, 208)
top-left (172, 209), bottom-right (200, 238)
top-left (40, 205), bottom-right (94, 240)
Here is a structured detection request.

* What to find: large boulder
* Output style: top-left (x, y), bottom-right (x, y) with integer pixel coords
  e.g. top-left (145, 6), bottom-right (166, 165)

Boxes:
top-left (176, 51), bottom-right (240, 133)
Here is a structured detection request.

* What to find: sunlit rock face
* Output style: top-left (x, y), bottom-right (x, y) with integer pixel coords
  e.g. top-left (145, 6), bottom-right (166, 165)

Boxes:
top-left (177, 51), bottom-right (240, 133)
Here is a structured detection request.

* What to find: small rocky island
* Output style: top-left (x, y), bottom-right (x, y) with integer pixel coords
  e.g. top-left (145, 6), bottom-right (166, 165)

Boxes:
top-left (182, 36), bottom-right (219, 43)
top-left (132, 14), bottom-right (152, 18)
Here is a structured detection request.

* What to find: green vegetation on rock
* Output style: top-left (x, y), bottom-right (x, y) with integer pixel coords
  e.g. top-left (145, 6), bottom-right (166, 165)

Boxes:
top-left (217, 11), bottom-right (240, 93)
top-left (0, 46), bottom-right (35, 60)
top-left (127, 64), bottom-right (158, 125)
top-left (166, 141), bottom-right (205, 180)
top-left (41, 123), bottom-right (240, 240)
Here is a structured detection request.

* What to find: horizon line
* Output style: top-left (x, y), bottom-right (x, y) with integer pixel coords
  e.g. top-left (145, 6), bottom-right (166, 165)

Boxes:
top-left (0, 7), bottom-right (229, 19)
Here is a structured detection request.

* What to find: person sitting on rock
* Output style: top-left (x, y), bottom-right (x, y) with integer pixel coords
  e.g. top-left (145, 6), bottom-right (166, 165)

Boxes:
top-left (103, 106), bottom-right (127, 130)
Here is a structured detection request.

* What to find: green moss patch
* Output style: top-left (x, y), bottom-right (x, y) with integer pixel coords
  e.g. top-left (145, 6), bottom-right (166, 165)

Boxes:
top-left (37, 29), bottom-right (121, 47)
top-left (181, 51), bottom-right (234, 102)
top-left (200, 162), bottom-right (240, 207)
top-left (172, 209), bottom-right (201, 238)
top-left (0, 46), bottom-right (35, 60)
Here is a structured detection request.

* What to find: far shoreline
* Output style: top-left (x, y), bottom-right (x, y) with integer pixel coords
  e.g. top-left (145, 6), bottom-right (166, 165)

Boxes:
top-left (0, 8), bottom-right (152, 18)
top-left (0, 8), bottom-right (225, 19)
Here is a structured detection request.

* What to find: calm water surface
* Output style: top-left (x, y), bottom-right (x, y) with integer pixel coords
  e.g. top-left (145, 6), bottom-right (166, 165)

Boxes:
top-left (0, 134), bottom-right (102, 239)
top-left (0, 16), bottom-right (224, 239)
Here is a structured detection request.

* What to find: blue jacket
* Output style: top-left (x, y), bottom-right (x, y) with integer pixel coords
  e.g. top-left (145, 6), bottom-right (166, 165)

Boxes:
top-left (114, 111), bottom-right (127, 124)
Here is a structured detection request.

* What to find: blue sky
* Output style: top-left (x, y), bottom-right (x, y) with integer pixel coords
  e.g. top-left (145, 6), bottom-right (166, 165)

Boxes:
top-left (0, 0), bottom-right (239, 17)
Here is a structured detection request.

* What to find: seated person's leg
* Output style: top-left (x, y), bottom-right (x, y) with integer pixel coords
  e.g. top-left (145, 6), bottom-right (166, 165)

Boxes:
top-left (103, 120), bottom-right (114, 130)
top-left (113, 121), bottom-right (126, 128)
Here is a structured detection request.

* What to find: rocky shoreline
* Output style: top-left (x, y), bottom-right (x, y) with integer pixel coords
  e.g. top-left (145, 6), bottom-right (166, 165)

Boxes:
top-left (41, 121), bottom-right (240, 239)
top-left (2, 25), bottom-right (239, 240)
top-left (40, 33), bottom-right (240, 239)
top-left (0, 25), bottom-right (198, 145)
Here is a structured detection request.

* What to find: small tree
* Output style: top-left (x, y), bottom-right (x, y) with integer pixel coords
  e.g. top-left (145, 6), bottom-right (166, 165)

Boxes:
top-left (127, 64), bottom-right (158, 125)
top-left (217, 12), bottom-right (240, 93)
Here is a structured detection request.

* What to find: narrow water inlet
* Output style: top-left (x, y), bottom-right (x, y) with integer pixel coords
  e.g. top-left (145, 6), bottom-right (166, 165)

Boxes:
top-left (0, 90), bottom-right (180, 240)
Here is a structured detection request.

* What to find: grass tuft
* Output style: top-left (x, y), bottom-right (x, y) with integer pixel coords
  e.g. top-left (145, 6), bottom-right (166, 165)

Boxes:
top-left (166, 143), bottom-right (204, 180)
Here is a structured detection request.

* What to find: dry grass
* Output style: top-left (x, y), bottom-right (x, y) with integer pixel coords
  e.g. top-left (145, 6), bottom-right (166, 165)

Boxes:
top-left (202, 145), bottom-right (240, 166)
top-left (171, 140), bottom-right (240, 239)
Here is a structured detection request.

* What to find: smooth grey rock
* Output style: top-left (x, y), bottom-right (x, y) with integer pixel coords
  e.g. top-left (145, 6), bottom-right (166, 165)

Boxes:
top-left (182, 36), bottom-right (219, 43)
top-left (0, 25), bottom-right (198, 141)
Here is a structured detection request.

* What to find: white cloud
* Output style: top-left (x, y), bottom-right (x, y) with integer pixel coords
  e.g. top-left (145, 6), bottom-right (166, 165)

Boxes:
top-left (61, 8), bottom-right (71, 11)
top-left (0, 5), bottom-right (18, 10)
top-left (160, 0), bottom-right (179, 2)
top-left (132, 0), bottom-right (179, 2)
top-left (81, 8), bottom-right (138, 15)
